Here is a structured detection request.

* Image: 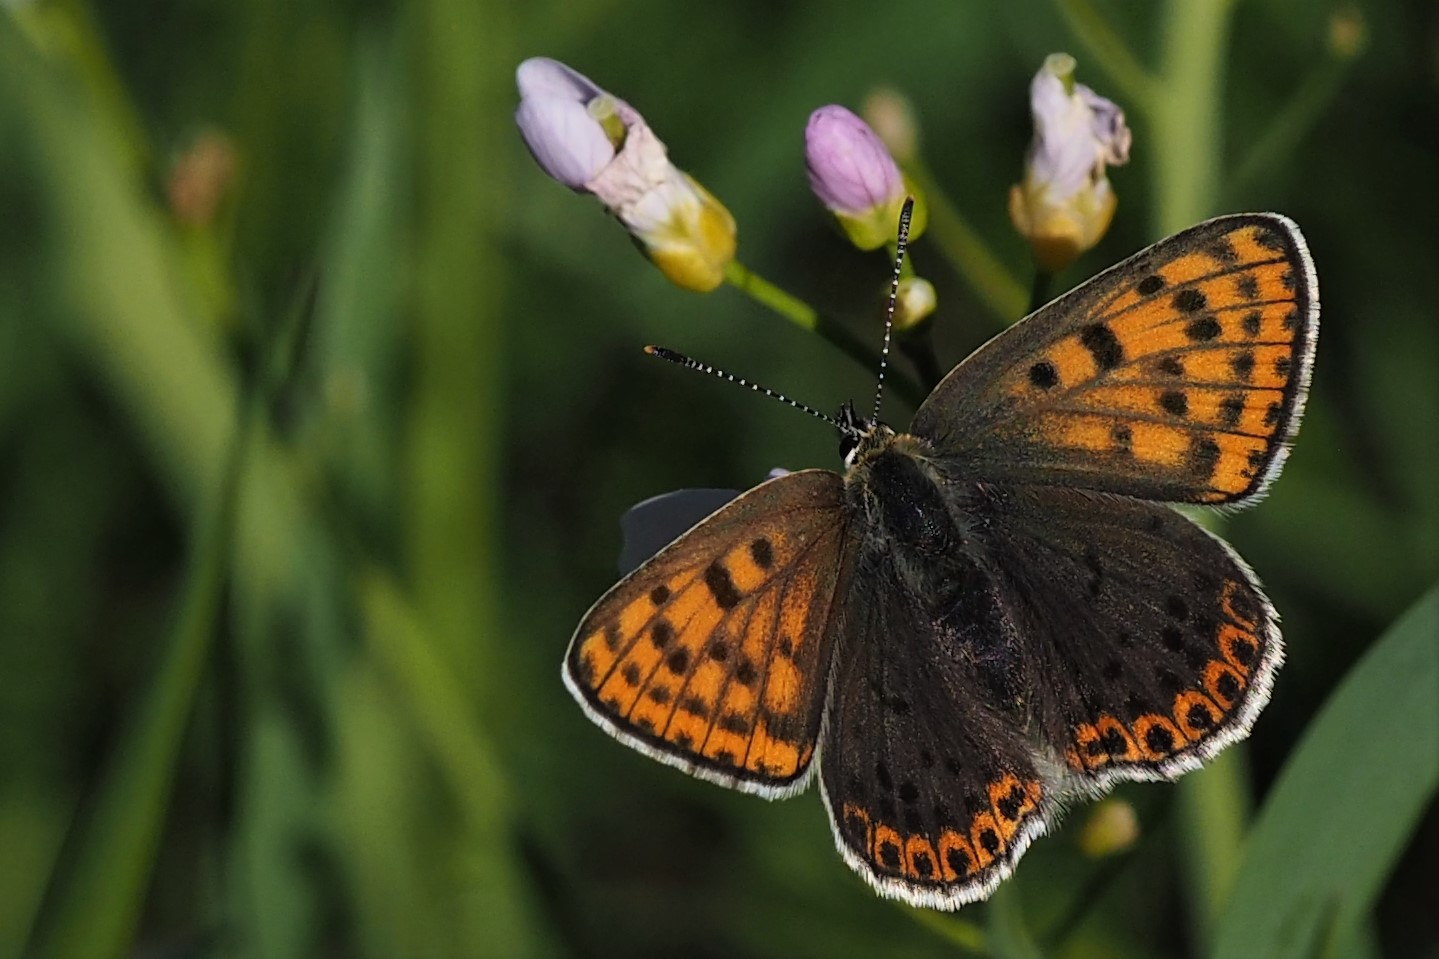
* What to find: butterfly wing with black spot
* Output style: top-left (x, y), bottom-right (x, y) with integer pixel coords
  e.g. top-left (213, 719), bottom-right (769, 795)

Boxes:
top-left (564, 469), bottom-right (854, 797)
top-left (819, 548), bottom-right (1050, 908)
top-left (966, 483), bottom-right (1280, 789)
top-left (911, 214), bottom-right (1317, 506)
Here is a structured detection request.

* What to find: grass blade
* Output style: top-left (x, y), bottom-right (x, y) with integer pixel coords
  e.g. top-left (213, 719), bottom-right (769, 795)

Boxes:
top-left (1212, 586), bottom-right (1439, 959)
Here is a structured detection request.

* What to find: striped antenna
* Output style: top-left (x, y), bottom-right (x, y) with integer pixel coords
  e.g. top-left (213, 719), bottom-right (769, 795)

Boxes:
top-left (644, 346), bottom-right (842, 429)
top-left (872, 196), bottom-right (916, 424)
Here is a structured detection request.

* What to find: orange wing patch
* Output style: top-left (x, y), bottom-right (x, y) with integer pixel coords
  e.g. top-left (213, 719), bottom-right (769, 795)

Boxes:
top-left (1063, 571), bottom-right (1271, 776)
top-left (1012, 219), bottom-right (1311, 503)
top-left (838, 774), bottom-right (1044, 888)
top-left (565, 470), bottom-right (851, 794)
top-left (920, 215), bottom-right (1316, 507)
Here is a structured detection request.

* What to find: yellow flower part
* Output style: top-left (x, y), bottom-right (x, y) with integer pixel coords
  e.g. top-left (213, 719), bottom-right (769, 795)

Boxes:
top-left (1010, 53), bottom-right (1131, 273)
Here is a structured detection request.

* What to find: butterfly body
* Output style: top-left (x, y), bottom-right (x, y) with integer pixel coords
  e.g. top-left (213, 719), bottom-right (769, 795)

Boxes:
top-left (564, 213), bottom-right (1317, 908)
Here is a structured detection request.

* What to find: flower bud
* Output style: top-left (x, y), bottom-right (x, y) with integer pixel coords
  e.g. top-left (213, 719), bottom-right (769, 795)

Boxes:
top-left (514, 57), bottom-right (736, 292)
top-left (861, 87), bottom-right (919, 164)
top-left (805, 105), bottom-right (925, 251)
top-left (167, 129), bottom-right (237, 227)
top-left (1009, 53), bottom-right (1131, 272)
top-left (892, 276), bottom-right (936, 331)
top-left (1077, 798), bottom-right (1140, 858)
top-left (514, 58), bottom-right (618, 188)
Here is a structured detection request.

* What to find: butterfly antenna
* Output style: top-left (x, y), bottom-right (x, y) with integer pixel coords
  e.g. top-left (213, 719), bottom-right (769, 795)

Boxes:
top-left (644, 345), bottom-right (841, 428)
top-left (872, 196), bottom-right (915, 424)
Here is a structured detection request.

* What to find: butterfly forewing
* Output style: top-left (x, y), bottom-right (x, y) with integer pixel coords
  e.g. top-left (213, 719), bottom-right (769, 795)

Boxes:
top-left (564, 469), bottom-right (853, 796)
top-left (971, 484), bottom-right (1280, 788)
top-left (820, 551), bottom-right (1049, 907)
top-left (912, 214), bottom-right (1317, 506)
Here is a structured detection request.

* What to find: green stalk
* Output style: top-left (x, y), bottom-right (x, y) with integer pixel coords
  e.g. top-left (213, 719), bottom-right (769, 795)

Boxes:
top-left (723, 260), bottom-right (925, 409)
top-left (1056, 0), bottom-right (1162, 111)
top-left (406, 1), bottom-right (551, 953)
top-left (33, 396), bottom-right (251, 959)
top-left (1149, 1), bottom-right (1247, 951)
top-left (907, 909), bottom-right (988, 954)
top-left (1152, 0), bottom-right (1235, 237)
top-left (905, 161), bottom-right (1029, 323)
top-left (724, 258), bottom-right (819, 331)
top-left (1028, 270), bottom-right (1054, 316)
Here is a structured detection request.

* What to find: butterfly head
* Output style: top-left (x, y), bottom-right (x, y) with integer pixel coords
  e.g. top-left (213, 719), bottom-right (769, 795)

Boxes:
top-left (837, 401), bottom-right (895, 470)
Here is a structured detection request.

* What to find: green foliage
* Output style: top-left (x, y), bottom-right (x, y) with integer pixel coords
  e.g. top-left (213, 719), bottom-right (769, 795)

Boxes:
top-left (1213, 588), bottom-right (1439, 959)
top-left (0, 1), bottom-right (1434, 957)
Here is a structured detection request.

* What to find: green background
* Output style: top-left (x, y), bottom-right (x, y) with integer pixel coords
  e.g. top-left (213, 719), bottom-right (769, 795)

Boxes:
top-left (1, 1), bottom-right (1434, 957)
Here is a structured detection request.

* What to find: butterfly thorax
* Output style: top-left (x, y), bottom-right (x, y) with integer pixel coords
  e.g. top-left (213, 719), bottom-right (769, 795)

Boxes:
top-left (843, 425), bottom-right (978, 593)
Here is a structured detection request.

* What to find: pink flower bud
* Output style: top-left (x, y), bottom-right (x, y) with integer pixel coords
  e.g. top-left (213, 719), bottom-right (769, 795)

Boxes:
top-left (805, 105), bottom-right (903, 218)
top-left (513, 57), bottom-right (736, 292)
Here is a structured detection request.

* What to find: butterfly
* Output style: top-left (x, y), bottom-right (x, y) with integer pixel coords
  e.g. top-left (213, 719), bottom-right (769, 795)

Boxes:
top-left (562, 213), bottom-right (1318, 909)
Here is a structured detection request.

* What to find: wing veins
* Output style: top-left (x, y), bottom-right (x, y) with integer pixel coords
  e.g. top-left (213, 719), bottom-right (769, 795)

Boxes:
top-left (1042, 403), bottom-right (1283, 440)
top-left (1092, 255), bottom-right (1291, 316)
top-left (590, 567), bottom-right (700, 695)
top-left (740, 524), bottom-right (839, 770)
top-left (691, 585), bottom-right (765, 753)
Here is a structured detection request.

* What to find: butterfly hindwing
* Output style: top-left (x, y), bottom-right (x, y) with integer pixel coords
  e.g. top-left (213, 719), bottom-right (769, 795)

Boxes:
top-left (969, 483), bottom-right (1280, 788)
top-left (819, 549), bottom-right (1049, 907)
top-left (912, 214), bottom-right (1317, 506)
top-left (564, 469), bottom-right (853, 797)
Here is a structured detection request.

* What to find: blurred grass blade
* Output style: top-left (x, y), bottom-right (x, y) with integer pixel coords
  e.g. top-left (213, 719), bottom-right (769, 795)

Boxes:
top-left (31, 405), bottom-right (252, 959)
top-left (1211, 586), bottom-right (1439, 959)
top-left (985, 882), bottom-right (1043, 959)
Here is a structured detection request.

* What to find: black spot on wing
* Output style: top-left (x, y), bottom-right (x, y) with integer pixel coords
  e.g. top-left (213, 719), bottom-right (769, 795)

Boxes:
top-left (703, 561), bottom-right (741, 609)
top-left (1080, 323), bottom-right (1124, 371)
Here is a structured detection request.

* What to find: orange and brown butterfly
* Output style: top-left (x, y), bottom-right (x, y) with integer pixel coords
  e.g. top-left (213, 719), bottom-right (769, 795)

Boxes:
top-left (563, 213), bottom-right (1317, 909)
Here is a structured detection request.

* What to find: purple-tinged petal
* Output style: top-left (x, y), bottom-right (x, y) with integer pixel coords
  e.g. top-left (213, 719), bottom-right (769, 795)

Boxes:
top-left (512, 56), bottom-right (736, 291)
top-left (515, 96), bottom-right (615, 188)
top-left (804, 105), bottom-right (903, 216)
top-left (515, 57), bottom-right (604, 105)
top-left (1011, 54), bottom-right (1131, 272)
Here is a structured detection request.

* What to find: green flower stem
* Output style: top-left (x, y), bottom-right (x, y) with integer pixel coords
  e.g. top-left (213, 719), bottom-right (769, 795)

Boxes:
top-left (1152, 0), bottom-right (1235, 238)
top-left (1056, 0), bottom-right (1162, 111)
top-left (724, 258), bottom-right (818, 332)
top-left (723, 260), bottom-right (925, 409)
top-left (905, 161), bottom-right (1029, 323)
top-left (898, 322), bottom-right (945, 393)
top-left (1147, 1), bottom-right (1247, 950)
top-left (1028, 270), bottom-right (1054, 316)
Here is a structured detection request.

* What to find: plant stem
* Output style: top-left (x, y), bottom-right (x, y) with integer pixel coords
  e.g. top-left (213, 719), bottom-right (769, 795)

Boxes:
top-left (1028, 269), bottom-right (1053, 315)
top-left (724, 259), bottom-right (817, 331)
top-left (905, 161), bottom-right (1029, 323)
top-left (898, 322), bottom-right (945, 392)
top-left (723, 260), bottom-right (925, 409)
top-left (1152, 0), bottom-right (1235, 235)
top-left (1056, 0), bottom-right (1161, 111)
top-left (906, 908), bottom-right (988, 954)
top-left (1148, 1), bottom-right (1248, 951)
